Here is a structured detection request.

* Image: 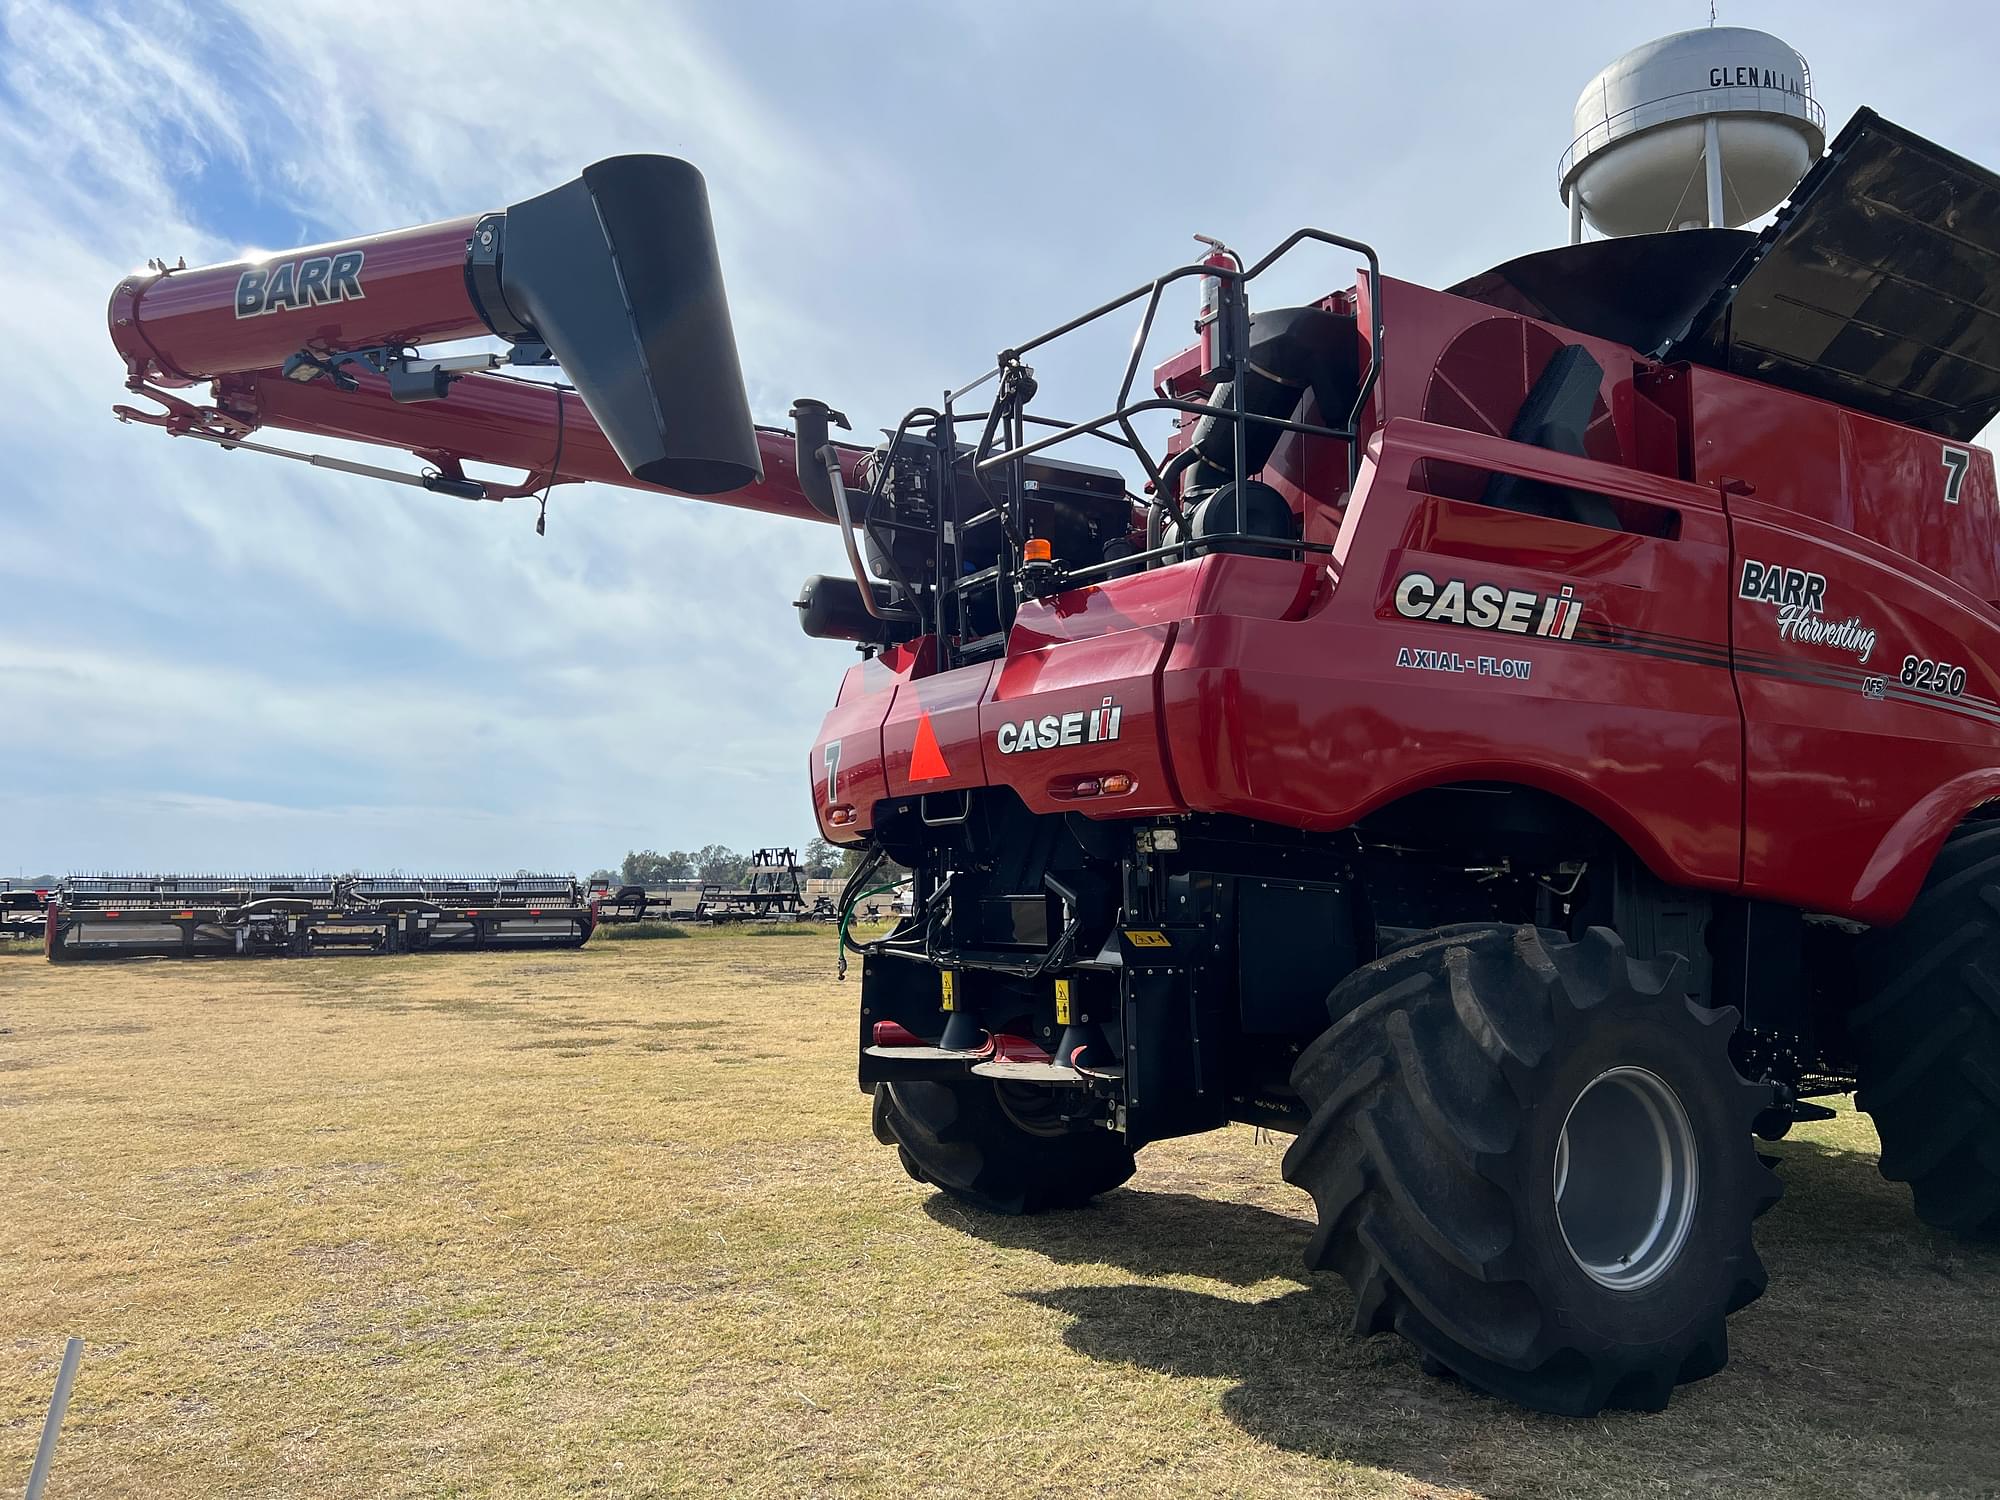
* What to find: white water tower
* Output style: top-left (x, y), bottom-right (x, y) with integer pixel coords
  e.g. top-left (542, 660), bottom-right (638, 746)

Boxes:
top-left (1559, 27), bottom-right (1824, 242)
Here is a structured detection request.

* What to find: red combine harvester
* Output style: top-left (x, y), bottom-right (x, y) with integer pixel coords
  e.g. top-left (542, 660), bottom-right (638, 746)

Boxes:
top-left (104, 112), bottom-right (2000, 1414)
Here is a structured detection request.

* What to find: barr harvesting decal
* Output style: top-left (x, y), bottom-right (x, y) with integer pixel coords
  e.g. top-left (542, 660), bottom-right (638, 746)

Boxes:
top-left (1737, 559), bottom-right (1877, 663)
top-left (1392, 573), bottom-right (1582, 638)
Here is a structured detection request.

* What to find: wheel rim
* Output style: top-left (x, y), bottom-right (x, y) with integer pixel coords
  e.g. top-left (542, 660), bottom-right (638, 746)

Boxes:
top-left (1553, 1065), bottom-right (1699, 1291)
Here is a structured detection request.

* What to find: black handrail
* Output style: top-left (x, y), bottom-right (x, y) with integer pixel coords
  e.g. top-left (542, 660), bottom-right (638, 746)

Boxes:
top-left (859, 227), bottom-right (1383, 663)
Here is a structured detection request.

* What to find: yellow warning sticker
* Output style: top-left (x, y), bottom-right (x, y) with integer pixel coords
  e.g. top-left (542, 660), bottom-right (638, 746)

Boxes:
top-left (940, 970), bottom-right (956, 1011)
top-left (1124, 929), bottom-right (1172, 948)
top-left (1054, 978), bottom-right (1073, 1025)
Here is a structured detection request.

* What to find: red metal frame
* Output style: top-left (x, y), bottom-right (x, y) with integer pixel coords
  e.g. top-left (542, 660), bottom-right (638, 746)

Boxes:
top-left (219, 368), bottom-right (855, 523)
top-left (109, 217), bottom-right (489, 385)
top-left (806, 276), bottom-right (2000, 926)
top-left (107, 213), bottom-right (875, 519)
top-left (103, 216), bottom-right (2000, 927)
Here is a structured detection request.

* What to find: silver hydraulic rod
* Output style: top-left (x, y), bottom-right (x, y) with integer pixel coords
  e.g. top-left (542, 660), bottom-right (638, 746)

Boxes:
top-left (171, 427), bottom-right (483, 493)
top-left (819, 443), bottom-right (912, 624)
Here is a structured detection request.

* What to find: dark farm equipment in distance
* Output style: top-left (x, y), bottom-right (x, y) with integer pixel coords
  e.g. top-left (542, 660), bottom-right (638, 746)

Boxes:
top-left (586, 878), bottom-right (689, 925)
top-left (44, 873), bottom-right (596, 962)
top-left (588, 851), bottom-right (837, 924)
top-left (695, 848), bottom-right (829, 923)
top-left (105, 106), bottom-right (2000, 1414)
top-left (2, 885), bottom-right (52, 941)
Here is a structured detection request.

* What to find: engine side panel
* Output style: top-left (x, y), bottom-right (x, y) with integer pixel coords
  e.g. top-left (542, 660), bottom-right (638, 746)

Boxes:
top-left (1160, 418), bottom-right (1744, 890)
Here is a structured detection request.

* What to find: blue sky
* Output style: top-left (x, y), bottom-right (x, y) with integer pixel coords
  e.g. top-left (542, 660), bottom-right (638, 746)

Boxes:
top-left (1, 0), bottom-right (1993, 877)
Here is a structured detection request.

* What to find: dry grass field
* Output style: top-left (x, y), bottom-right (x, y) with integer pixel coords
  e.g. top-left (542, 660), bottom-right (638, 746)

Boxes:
top-left (1, 932), bottom-right (1996, 1499)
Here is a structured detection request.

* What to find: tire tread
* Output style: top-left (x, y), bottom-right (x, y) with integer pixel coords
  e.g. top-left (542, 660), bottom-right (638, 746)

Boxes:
top-left (1282, 923), bottom-right (1776, 1415)
top-left (1854, 829), bottom-right (2000, 1239)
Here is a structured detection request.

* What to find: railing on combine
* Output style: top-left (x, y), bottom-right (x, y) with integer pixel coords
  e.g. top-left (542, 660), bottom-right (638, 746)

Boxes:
top-left (43, 872), bottom-right (596, 963)
top-left (830, 229), bottom-right (1383, 669)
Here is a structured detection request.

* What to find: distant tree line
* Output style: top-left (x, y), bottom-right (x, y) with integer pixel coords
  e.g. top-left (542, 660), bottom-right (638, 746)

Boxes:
top-left (593, 839), bottom-right (863, 891)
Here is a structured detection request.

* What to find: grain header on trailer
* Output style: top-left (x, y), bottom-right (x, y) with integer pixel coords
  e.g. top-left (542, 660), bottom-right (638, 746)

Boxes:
top-left (44, 873), bottom-right (597, 960)
top-left (101, 54), bottom-right (2000, 1413)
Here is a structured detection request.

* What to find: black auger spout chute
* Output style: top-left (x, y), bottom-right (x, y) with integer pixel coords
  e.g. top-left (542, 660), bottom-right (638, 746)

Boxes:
top-left (473, 154), bottom-right (765, 494)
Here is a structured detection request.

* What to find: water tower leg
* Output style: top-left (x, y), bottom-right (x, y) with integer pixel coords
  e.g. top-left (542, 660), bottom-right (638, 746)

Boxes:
top-left (1704, 115), bottom-right (1725, 228)
top-left (1569, 188), bottom-right (1583, 245)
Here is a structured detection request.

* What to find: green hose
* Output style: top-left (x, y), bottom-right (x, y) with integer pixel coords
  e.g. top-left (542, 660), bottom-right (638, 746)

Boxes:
top-left (838, 880), bottom-right (908, 977)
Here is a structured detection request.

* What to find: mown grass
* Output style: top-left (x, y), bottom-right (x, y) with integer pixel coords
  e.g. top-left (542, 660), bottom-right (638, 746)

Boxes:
top-left (590, 921), bottom-right (692, 942)
top-left (593, 921), bottom-right (825, 942)
top-left (0, 937), bottom-right (1994, 1498)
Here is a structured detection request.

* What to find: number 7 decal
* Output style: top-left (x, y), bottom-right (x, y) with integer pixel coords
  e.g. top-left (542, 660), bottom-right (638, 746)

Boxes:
top-left (1942, 445), bottom-right (1971, 503)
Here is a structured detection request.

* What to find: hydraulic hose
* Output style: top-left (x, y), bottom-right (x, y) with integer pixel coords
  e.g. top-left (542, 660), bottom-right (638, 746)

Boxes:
top-left (836, 880), bottom-right (909, 979)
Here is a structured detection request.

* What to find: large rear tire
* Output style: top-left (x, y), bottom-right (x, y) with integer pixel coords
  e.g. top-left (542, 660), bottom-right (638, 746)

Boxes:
top-left (1853, 823), bottom-right (2000, 1238)
top-left (872, 1080), bottom-right (1136, 1216)
top-left (1282, 924), bottom-right (1779, 1415)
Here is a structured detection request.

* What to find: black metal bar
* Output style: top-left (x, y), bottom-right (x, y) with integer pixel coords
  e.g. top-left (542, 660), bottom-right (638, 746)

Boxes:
top-left (1055, 535), bottom-right (1338, 588)
top-left (947, 408), bottom-right (1145, 456)
top-left (858, 405), bottom-right (938, 630)
top-left (917, 227), bottom-right (1388, 648)
top-left (1238, 228), bottom-right (1385, 480)
top-left (946, 363), bottom-right (1002, 406)
top-left (978, 396), bottom-right (1351, 471)
top-left (934, 401), bottom-right (958, 662)
top-left (1108, 275), bottom-right (1176, 495)
top-left (1008, 259), bottom-right (1223, 366)
top-left (955, 226), bottom-right (1384, 487)
top-left (999, 397), bottom-right (1023, 634)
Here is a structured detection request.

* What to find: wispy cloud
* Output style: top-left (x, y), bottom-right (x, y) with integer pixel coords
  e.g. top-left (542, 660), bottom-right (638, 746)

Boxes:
top-left (3, 0), bottom-right (1996, 876)
top-left (0, 0), bottom-right (861, 873)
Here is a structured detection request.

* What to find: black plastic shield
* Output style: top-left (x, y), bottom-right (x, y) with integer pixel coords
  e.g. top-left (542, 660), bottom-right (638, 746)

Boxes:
top-left (498, 155), bottom-right (762, 493)
top-left (1449, 230), bottom-right (1756, 356)
top-left (1670, 109), bottom-right (2000, 440)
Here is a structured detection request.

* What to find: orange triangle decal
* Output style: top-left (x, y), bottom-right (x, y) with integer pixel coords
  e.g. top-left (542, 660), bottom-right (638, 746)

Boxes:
top-left (909, 712), bottom-right (951, 782)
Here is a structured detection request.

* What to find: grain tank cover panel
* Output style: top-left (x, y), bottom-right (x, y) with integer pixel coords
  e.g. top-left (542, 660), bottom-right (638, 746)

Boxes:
top-left (1449, 230), bottom-right (1755, 353)
top-left (1669, 108), bottom-right (2000, 440)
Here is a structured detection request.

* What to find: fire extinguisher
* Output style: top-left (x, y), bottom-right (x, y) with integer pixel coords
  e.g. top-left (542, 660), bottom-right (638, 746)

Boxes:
top-left (1193, 234), bottom-right (1242, 382)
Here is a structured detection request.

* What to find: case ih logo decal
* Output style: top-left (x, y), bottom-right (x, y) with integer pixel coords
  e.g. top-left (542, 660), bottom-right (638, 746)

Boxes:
top-left (234, 251), bottom-right (366, 318)
top-left (996, 697), bottom-right (1122, 755)
top-left (1392, 573), bottom-right (1581, 639)
top-left (1737, 559), bottom-right (1878, 664)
